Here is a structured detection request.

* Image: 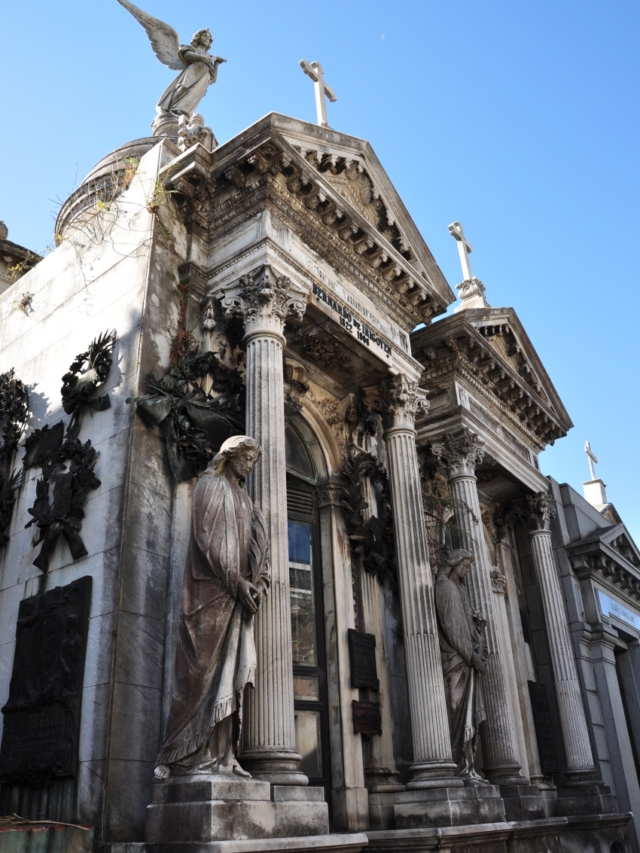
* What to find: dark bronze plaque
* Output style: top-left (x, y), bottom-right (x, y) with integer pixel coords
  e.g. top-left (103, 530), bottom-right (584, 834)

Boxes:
top-left (348, 629), bottom-right (379, 691)
top-left (0, 576), bottom-right (92, 787)
top-left (352, 700), bottom-right (382, 737)
top-left (528, 680), bottom-right (559, 776)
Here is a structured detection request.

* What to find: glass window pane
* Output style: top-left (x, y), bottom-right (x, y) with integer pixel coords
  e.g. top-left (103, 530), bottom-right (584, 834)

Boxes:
top-left (295, 710), bottom-right (322, 778)
top-left (286, 423), bottom-right (315, 480)
top-left (293, 676), bottom-right (320, 700)
top-left (289, 521), bottom-right (317, 666)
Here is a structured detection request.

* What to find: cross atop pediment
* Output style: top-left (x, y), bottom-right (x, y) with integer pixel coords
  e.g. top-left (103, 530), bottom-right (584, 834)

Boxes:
top-left (299, 60), bottom-right (338, 128)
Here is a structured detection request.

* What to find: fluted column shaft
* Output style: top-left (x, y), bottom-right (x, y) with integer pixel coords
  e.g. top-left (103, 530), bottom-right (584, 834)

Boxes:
top-left (526, 494), bottom-right (597, 781)
top-left (433, 429), bottom-right (525, 785)
top-left (224, 265), bottom-right (306, 785)
top-left (382, 376), bottom-right (460, 790)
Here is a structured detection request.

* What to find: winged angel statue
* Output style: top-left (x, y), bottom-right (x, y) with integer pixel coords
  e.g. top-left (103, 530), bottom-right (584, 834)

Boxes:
top-left (117, 0), bottom-right (226, 125)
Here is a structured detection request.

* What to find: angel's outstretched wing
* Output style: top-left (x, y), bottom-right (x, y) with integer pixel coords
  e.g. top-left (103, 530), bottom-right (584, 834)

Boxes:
top-left (117, 0), bottom-right (184, 70)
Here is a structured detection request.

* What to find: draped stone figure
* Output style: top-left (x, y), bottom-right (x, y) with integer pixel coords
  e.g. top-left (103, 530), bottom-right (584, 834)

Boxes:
top-left (435, 549), bottom-right (488, 784)
top-left (154, 436), bottom-right (269, 781)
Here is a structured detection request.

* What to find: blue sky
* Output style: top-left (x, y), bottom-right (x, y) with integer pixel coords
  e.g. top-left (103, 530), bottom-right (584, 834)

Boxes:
top-left (2, 1), bottom-right (639, 539)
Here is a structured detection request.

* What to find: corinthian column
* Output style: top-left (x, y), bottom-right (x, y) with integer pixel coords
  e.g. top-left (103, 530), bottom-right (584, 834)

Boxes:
top-left (381, 375), bottom-right (461, 790)
top-left (432, 429), bottom-right (525, 787)
top-left (525, 493), bottom-right (600, 786)
top-left (221, 265), bottom-right (307, 785)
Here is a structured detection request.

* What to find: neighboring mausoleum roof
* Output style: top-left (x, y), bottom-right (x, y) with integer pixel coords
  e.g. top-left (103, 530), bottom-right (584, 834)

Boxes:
top-left (0, 221), bottom-right (42, 294)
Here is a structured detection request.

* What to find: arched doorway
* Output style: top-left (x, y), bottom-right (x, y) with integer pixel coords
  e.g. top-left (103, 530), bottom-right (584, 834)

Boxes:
top-left (285, 417), bottom-right (332, 807)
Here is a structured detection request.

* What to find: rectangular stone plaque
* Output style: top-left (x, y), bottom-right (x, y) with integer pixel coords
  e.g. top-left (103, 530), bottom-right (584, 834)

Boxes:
top-left (352, 700), bottom-right (382, 737)
top-left (528, 680), bottom-right (559, 776)
top-left (348, 629), bottom-right (379, 691)
top-left (0, 576), bottom-right (92, 787)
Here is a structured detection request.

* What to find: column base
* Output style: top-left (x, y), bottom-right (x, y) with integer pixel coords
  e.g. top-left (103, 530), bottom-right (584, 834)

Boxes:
top-left (240, 748), bottom-right (308, 786)
top-left (394, 783), bottom-right (505, 828)
top-left (499, 784), bottom-right (546, 821)
top-left (405, 760), bottom-right (463, 790)
top-left (146, 775), bottom-right (328, 844)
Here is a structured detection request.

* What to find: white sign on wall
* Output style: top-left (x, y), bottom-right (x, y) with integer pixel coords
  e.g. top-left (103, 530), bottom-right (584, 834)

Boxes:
top-left (598, 589), bottom-right (640, 632)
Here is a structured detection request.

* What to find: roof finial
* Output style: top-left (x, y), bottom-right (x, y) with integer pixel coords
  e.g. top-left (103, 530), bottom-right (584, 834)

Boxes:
top-left (299, 60), bottom-right (338, 128)
top-left (448, 221), bottom-right (489, 312)
top-left (583, 440), bottom-right (608, 509)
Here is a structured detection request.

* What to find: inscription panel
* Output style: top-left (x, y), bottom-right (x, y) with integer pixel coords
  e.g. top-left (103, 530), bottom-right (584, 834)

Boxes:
top-left (348, 629), bottom-right (379, 691)
top-left (0, 577), bottom-right (92, 787)
top-left (352, 700), bottom-right (382, 737)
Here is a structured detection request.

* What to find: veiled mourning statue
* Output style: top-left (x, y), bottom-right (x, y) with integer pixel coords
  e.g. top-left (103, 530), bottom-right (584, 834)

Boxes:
top-left (435, 549), bottom-right (488, 784)
top-left (154, 436), bottom-right (269, 780)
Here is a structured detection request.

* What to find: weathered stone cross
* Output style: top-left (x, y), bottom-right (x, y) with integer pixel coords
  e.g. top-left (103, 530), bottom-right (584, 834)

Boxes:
top-left (584, 441), bottom-right (599, 481)
top-left (299, 60), bottom-right (338, 128)
top-left (448, 221), bottom-right (474, 281)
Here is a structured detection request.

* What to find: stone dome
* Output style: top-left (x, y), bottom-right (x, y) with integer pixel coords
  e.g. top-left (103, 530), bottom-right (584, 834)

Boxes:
top-left (55, 137), bottom-right (159, 239)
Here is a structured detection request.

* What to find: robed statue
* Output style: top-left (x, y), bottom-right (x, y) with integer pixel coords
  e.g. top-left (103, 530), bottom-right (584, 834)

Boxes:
top-left (154, 436), bottom-right (269, 781)
top-left (117, 0), bottom-right (226, 121)
top-left (435, 549), bottom-right (488, 784)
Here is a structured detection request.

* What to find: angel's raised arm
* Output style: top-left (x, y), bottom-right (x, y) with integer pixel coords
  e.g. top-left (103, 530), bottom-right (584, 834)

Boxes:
top-left (117, 0), bottom-right (183, 70)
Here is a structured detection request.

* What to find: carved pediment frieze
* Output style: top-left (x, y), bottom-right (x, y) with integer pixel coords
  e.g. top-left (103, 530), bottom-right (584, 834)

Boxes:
top-left (161, 117), bottom-right (452, 330)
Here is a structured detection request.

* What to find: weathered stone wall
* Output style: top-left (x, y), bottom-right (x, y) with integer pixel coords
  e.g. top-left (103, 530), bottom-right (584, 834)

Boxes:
top-left (0, 140), bottom-right (189, 843)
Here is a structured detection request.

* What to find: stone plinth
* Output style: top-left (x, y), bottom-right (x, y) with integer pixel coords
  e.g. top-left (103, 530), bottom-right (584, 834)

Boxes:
top-left (146, 777), bottom-right (328, 844)
top-left (106, 834), bottom-right (368, 853)
top-left (394, 784), bottom-right (505, 829)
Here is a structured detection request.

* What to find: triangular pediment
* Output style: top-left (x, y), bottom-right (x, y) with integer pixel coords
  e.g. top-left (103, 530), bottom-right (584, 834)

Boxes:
top-left (462, 308), bottom-right (568, 422)
top-left (577, 523), bottom-right (640, 569)
top-left (162, 113), bottom-right (457, 328)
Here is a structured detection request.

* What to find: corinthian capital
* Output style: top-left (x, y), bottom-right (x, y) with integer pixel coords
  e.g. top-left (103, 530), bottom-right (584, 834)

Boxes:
top-left (524, 491), bottom-right (556, 533)
top-left (431, 428), bottom-right (485, 478)
top-left (220, 265), bottom-right (307, 338)
top-left (381, 374), bottom-right (429, 431)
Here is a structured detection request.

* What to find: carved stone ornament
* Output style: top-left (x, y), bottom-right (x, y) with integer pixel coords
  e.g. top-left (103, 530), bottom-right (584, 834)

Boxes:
top-left (0, 576), bottom-right (92, 787)
top-left (524, 491), bottom-right (556, 533)
top-left (381, 374), bottom-right (428, 431)
top-left (0, 369), bottom-right (29, 547)
top-left (22, 332), bottom-right (116, 572)
top-left (127, 349), bottom-right (244, 482)
top-left (431, 428), bottom-right (485, 479)
top-left (60, 330), bottom-right (116, 426)
top-left (221, 265), bottom-right (307, 338)
top-left (339, 447), bottom-right (396, 585)
top-left (283, 361), bottom-right (309, 412)
top-left (288, 328), bottom-right (352, 373)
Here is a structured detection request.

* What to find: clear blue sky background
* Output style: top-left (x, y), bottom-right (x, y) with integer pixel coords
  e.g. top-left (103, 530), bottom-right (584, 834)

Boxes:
top-left (2, 1), bottom-right (639, 539)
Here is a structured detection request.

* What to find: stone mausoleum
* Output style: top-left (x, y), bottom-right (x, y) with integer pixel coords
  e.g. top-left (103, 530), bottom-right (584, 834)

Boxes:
top-left (1, 14), bottom-right (639, 853)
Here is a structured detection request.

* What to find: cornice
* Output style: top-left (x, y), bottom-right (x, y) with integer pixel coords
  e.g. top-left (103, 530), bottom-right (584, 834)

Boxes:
top-left (412, 317), bottom-right (570, 449)
top-left (569, 536), bottom-right (640, 604)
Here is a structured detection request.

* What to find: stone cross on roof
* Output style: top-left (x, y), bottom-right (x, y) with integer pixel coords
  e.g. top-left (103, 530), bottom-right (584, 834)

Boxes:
top-left (448, 221), bottom-right (473, 281)
top-left (585, 441), bottom-right (599, 481)
top-left (448, 221), bottom-right (489, 312)
top-left (299, 60), bottom-right (337, 128)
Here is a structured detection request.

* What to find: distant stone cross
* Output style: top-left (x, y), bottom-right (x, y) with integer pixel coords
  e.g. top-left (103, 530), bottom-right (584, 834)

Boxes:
top-left (585, 441), bottom-right (599, 481)
top-left (299, 60), bottom-right (338, 128)
top-left (448, 221), bottom-right (473, 281)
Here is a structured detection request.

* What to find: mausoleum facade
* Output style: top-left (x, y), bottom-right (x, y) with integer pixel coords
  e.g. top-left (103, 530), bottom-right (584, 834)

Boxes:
top-left (0, 109), bottom-right (637, 853)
